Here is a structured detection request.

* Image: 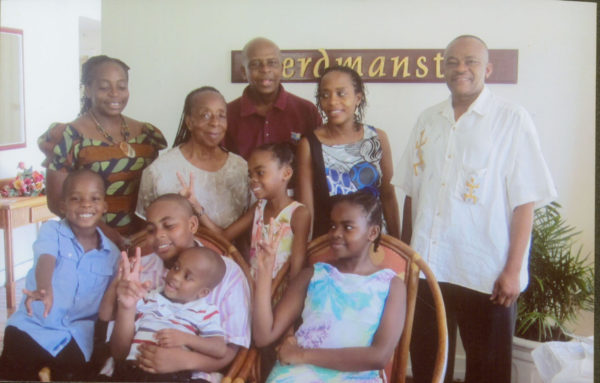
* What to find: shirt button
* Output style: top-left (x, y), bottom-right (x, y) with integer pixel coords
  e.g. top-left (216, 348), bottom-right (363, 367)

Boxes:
top-left (436, 212), bottom-right (441, 216)
top-left (447, 154), bottom-right (452, 159)
top-left (441, 182), bottom-right (446, 187)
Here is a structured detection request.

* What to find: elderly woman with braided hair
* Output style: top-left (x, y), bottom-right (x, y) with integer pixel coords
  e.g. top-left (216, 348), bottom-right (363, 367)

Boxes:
top-left (38, 55), bottom-right (167, 248)
top-left (136, 86), bottom-right (250, 229)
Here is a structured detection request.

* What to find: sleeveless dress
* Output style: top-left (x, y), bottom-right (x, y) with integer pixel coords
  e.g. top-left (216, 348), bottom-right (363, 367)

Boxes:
top-left (307, 125), bottom-right (383, 237)
top-left (266, 262), bottom-right (396, 383)
top-left (249, 199), bottom-right (303, 278)
top-left (38, 123), bottom-right (167, 235)
top-left (322, 125), bottom-right (383, 196)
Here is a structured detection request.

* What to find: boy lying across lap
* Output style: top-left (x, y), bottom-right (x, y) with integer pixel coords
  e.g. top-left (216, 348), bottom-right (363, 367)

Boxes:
top-left (111, 247), bottom-right (227, 382)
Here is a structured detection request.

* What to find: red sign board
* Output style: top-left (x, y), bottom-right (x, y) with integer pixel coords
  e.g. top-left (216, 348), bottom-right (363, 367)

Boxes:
top-left (231, 49), bottom-right (518, 83)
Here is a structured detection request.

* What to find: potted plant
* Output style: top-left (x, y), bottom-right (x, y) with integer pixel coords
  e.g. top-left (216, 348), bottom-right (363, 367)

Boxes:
top-left (511, 201), bottom-right (594, 383)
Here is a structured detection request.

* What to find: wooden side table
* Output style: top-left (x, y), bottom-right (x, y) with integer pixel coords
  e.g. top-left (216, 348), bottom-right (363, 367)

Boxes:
top-left (0, 196), bottom-right (55, 315)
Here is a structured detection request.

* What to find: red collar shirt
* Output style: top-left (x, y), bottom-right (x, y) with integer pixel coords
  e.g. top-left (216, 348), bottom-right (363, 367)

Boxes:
top-left (226, 85), bottom-right (321, 159)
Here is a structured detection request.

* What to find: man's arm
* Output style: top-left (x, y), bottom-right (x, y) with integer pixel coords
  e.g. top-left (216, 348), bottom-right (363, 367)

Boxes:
top-left (490, 202), bottom-right (534, 307)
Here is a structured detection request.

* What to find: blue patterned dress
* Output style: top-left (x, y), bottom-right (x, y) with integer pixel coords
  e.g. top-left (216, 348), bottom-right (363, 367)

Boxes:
top-left (323, 125), bottom-right (383, 197)
top-left (266, 262), bottom-right (396, 383)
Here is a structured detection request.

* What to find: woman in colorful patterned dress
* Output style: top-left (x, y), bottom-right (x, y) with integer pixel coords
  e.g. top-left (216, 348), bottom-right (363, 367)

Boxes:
top-left (253, 191), bottom-right (407, 383)
top-left (296, 66), bottom-right (399, 239)
top-left (38, 55), bottom-right (167, 248)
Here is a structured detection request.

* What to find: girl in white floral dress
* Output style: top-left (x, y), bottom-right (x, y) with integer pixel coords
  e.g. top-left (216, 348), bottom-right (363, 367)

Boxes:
top-left (189, 142), bottom-right (311, 280)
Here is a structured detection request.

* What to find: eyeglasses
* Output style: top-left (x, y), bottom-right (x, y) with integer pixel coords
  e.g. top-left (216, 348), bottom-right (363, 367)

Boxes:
top-left (247, 59), bottom-right (280, 70)
top-left (193, 111), bottom-right (227, 122)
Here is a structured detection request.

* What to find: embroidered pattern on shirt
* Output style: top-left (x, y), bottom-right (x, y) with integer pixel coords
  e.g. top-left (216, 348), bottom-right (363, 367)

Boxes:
top-left (413, 130), bottom-right (427, 176)
top-left (463, 176), bottom-right (480, 204)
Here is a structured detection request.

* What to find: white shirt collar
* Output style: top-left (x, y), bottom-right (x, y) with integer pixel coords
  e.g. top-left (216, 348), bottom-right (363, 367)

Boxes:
top-left (440, 86), bottom-right (493, 121)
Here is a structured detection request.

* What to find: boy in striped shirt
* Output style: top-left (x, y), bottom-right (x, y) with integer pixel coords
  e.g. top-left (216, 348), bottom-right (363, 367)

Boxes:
top-left (111, 246), bottom-right (226, 382)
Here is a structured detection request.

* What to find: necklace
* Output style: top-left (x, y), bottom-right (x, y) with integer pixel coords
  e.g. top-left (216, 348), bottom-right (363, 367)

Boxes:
top-left (89, 111), bottom-right (136, 158)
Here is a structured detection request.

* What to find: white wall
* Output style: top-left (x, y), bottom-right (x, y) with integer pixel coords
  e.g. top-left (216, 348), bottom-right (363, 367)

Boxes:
top-left (0, 0), bottom-right (100, 282)
top-left (101, 0), bottom-right (595, 333)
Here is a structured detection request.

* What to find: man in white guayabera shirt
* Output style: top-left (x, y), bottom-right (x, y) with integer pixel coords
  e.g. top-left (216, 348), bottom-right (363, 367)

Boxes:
top-left (393, 35), bottom-right (557, 383)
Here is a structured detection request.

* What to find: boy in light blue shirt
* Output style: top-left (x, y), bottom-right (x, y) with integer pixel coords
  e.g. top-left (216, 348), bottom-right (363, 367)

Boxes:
top-left (0, 169), bottom-right (120, 381)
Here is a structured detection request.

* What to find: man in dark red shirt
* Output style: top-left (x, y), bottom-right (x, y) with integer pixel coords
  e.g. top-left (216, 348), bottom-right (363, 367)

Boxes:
top-left (226, 37), bottom-right (321, 160)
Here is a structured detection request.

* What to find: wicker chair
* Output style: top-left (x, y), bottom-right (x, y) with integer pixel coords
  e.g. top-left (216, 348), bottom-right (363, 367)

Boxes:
top-left (299, 234), bottom-right (447, 383)
top-left (130, 227), bottom-right (255, 383)
top-left (222, 258), bottom-right (291, 383)
top-left (226, 233), bottom-right (448, 383)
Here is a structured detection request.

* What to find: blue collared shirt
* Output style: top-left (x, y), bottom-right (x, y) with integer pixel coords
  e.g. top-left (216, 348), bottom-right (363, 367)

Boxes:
top-left (7, 219), bottom-right (119, 361)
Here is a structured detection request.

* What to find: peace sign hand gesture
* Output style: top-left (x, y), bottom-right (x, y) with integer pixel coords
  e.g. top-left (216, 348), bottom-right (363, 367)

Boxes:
top-left (176, 171), bottom-right (204, 216)
top-left (256, 218), bottom-right (288, 279)
top-left (116, 247), bottom-right (149, 309)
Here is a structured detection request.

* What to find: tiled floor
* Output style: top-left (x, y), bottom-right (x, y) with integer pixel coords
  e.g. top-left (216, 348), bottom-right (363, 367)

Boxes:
top-left (0, 278), bottom-right (25, 353)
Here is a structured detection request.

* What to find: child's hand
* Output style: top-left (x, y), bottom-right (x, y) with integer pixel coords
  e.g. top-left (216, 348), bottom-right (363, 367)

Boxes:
top-left (23, 287), bottom-right (53, 318)
top-left (256, 218), bottom-right (288, 277)
top-left (116, 248), bottom-right (149, 309)
top-left (277, 336), bottom-right (304, 365)
top-left (177, 172), bottom-right (204, 216)
top-left (154, 328), bottom-right (188, 348)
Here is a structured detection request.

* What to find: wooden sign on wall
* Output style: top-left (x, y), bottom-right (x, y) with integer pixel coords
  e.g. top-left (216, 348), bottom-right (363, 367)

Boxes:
top-left (231, 49), bottom-right (518, 83)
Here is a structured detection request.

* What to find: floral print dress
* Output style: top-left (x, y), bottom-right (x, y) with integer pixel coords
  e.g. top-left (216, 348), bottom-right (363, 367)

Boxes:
top-left (266, 262), bottom-right (396, 383)
top-left (249, 199), bottom-right (303, 278)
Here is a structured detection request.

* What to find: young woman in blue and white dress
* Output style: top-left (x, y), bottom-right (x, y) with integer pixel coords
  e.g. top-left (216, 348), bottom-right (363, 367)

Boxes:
top-left (296, 66), bottom-right (399, 239)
